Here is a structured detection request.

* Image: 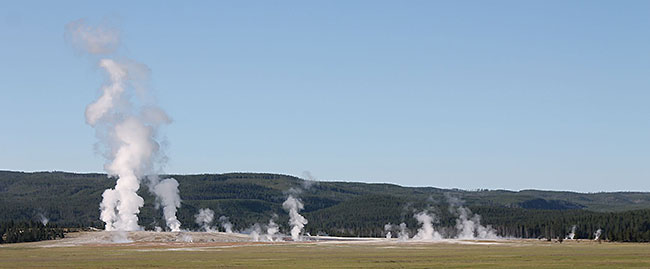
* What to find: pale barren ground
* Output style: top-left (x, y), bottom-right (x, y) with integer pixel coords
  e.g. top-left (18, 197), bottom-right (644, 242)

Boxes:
top-left (1, 231), bottom-right (649, 268)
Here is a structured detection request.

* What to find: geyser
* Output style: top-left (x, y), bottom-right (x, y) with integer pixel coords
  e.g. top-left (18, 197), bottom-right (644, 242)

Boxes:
top-left (282, 195), bottom-right (308, 241)
top-left (195, 208), bottom-right (216, 232)
top-left (412, 211), bottom-right (442, 241)
top-left (66, 19), bottom-right (181, 232)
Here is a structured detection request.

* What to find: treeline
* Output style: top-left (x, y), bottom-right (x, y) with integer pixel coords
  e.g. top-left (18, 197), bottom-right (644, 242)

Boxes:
top-left (476, 207), bottom-right (650, 242)
top-left (304, 195), bottom-right (650, 242)
top-left (3, 171), bottom-right (650, 242)
top-left (0, 221), bottom-right (65, 244)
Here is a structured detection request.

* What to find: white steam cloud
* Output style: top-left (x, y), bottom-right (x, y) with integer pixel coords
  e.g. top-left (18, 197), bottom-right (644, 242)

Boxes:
top-left (594, 228), bottom-right (602, 240)
top-left (219, 216), bottom-right (234, 233)
top-left (447, 194), bottom-right (498, 240)
top-left (265, 218), bottom-right (280, 242)
top-left (412, 211), bottom-right (442, 241)
top-left (384, 223), bottom-right (393, 239)
top-left (282, 195), bottom-right (308, 241)
top-left (566, 225), bottom-right (577, 240)
top-left (249, 223), bottom-right (262, 241)
top-left (66, 19), bottom-right (181, 232)
top-left (65, 19), bottom-right (119, 54)
top-left (152, 178), bottom-right (182, 232)
top-left (194, 208), bottom-right (216, 232)
top-left (398, 222), bottom-right (410, 241)
top-left (248, 216), bottom-right (282, 242)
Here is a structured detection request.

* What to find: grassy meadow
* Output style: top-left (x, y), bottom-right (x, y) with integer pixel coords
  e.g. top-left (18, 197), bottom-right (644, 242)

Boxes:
top-left (1, 240), bottom-right (650, 268)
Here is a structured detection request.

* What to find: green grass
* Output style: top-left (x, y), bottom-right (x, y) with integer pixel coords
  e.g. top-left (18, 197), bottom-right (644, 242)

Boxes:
top-left (2, 241), bottom-right (650, 268)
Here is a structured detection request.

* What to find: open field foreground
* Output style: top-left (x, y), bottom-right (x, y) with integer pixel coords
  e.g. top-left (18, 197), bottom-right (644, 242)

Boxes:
top-left (1, 232), bottom-right (650, 268)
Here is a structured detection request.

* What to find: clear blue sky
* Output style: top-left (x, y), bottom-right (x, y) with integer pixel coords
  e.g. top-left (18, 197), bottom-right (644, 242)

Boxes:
top-left (1, 1), bottom-right (649, 192)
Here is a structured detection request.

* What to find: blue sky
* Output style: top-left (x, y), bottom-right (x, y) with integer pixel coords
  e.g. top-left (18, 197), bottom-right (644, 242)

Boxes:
top-left (1, 1), bottom-right (649, 192)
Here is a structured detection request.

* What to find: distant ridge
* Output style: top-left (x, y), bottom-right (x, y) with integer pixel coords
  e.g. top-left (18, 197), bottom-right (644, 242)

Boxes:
top-left (2, 170), bottom-right (650, 241)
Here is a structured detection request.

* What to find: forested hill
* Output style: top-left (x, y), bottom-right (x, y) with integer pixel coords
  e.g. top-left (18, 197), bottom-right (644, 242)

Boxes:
top-left (2, 170), bottom-right (650, 241)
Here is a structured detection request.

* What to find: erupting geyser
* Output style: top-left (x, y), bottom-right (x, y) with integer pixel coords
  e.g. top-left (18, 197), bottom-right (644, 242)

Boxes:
top-left (66, 19), bottom-right (182, 232)
top-left (413, 211), bottom-right (442, 241)
top-left (282, 195), bottom-right (308, 241)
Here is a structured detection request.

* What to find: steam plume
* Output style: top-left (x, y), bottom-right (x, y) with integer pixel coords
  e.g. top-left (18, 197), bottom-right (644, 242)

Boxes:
top-left (412, 211), bottom-right (442, 241)
top-left (282, 195), bottom-right (308, 241)
top-left (265, 217), bottom-right (280, 241)
top-left (447, 194), bottom-right (497, 239)
top-left (66, 19), bottom-right (181, 231)
top-left (219, 216), bottom-right (234, 233)
top-left (65, 19), bottom-right (119, 54)
top-left (384, 223), bottom-right (393, 239)
top-left (194, 208), bottom-right (216, 232)
top-left (566, 225), bottom-right (577, 240)
top-left (37, 213), bottom-right (49, 226)
top-left (301, 171), bottom-right (319, 190)
top-left (398, 222), bottom-right (410, 241)
top-left (594, 229), bottom-right (602, 240)
top-left (152, 178), bottom-right (181, 231)
top-left (249, 223), bottom-right (262, 241)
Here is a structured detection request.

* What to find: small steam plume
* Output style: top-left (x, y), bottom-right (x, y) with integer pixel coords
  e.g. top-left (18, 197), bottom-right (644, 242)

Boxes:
top-left (249, 223), bottom-right (262, 241)
top-left (265, 217), bottom-right (280, 242)
top-left (66, 19), bottom-right (181, 232)
top-left (37, 213), bottom-right (49, 226)
top-left (281, 174), bottom-right (313, 242)
top-left (412, 211), bottom-right (443, 241)
top-left (194, 208), bottom-right (216, 232)
top-left (301, 171), bottom-right (319, 190)
top-left (398, 222), bottom-right (410, 241)
top-left (446, 194), bottom-right (497, 239)
top-left (384, 223), bottom-right (393, 239)
top-left (248, 216), bottom-right (282, 242)
top-left (594, 229), bottom-right (602, 240)
top-left (282, 195), bottom-right (308, 241)
top-left (151, 177), bottom-right (182, 232)
top-left (565, 225), bottom-right (577, 240)
top-left (219, 216), bottom-right (234, 233)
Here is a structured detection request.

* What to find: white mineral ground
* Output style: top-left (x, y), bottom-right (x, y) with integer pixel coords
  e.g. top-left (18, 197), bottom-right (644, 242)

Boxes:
top-left (0, 231), bottom-right (561, 250)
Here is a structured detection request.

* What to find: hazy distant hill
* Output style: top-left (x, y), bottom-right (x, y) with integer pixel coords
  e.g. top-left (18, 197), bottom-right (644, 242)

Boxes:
top-left (2, 170), bottom-right (650, 241)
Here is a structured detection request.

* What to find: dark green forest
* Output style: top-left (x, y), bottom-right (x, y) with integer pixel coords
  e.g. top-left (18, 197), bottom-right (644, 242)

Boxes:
top-left (0, 221), bottom-right (64, 244)
top-left (2, 170), bottom-right (650, 242)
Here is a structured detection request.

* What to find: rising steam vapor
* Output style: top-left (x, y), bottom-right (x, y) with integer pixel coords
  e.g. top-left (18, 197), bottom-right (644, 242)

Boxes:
top-left (194, 208), bottom-right (216, 232)
top-left (265, 217), bottom-right (280, 241)
top-left (412, 211), bottom-right (442, 241)
top-left (66, 19), bottom-right (181, 232)
top-left (249, 223), bottom-right (262, 241)
top-left (64, 19), bottom-right (119, 54)
top-left (446, 194), bottom-right (498, 239)
top-left (566, 225), bottom-right (577, 240)
top-left (248, 216), bottom-right (281, 242)
top-left (301, 171), bottom-right (319, 190)
top-left (594, 229), bottom-right (602, 240)
top-left (152, 178), bottom-right (181, 232)
top-left (398, 222), bottom-right (410, 241)
top-left (37, 213), bottom-right (49, 226)
top-left (384, 223), bottom-right (393, 239)
top-left (219, 216), bottom-right (234, 233)
top-left (282, 195), bottom-right (308, 241)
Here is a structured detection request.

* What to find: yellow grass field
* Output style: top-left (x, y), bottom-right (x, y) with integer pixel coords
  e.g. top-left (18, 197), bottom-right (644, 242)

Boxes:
top-left (1, 233), bottom-right (649, 268)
